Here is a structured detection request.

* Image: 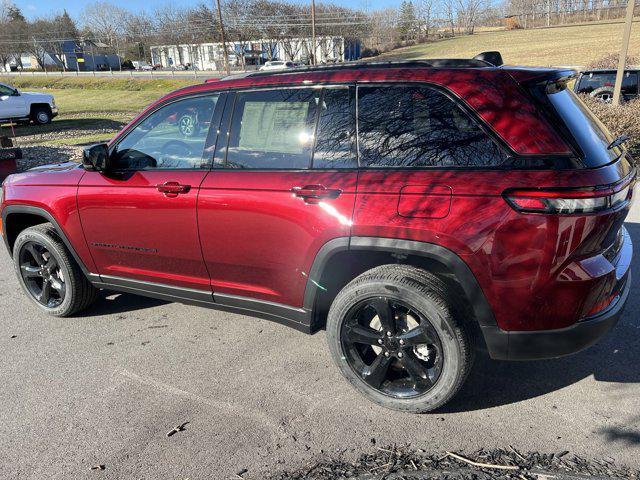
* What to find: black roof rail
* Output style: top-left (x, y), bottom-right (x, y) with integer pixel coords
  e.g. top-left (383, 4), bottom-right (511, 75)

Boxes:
top-left (205, 52), bottom-right (505, 83)
top-left (214, 56), bottom-right (500, 80)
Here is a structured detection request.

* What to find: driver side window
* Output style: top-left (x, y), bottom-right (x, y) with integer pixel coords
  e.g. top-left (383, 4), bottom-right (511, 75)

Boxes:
top-left (113, 94), bottom-right (219, 170)
top-left (0, 84), bottom-right (16, 96)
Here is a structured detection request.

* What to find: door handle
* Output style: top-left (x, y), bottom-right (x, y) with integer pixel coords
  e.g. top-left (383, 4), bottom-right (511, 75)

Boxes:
top-left (157, 181), bottom-right (191, 197)
top-left (291, 184), bottom-right (342, 204)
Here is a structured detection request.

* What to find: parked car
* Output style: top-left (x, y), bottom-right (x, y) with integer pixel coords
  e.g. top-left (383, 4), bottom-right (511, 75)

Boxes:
top-left (1, 52), bottom-right (634, 413)
top-left (574, 68), bottom-right (639, 102)
top-left (132, 60), bottom-right (154, 71)
top-left (0, 82), bottom-right (58, 125)
top-left (259, 60), bottom-right (295, 71)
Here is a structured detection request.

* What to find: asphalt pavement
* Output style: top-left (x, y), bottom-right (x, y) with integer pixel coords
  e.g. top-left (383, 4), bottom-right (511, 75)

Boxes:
top-left (0, 200), bottom-right (639, 479)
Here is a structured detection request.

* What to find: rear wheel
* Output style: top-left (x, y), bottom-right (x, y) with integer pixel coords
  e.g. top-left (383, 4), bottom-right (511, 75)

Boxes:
top-left (326, 265), bottom-right (473, 413)
top-left (13, 224), bottom-right (97, 316)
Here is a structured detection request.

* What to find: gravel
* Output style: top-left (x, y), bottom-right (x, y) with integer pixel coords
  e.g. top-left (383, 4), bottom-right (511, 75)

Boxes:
top-left (16, 145), bottom-right (84, 171)
top-left (271, 446), bottom-right (640, 479)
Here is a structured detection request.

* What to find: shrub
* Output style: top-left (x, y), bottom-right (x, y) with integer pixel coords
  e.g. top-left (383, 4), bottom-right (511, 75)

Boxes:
top-left (584, 53), bottom-right (640, 70)
top-left (581, 94), bottom-right (640, 156)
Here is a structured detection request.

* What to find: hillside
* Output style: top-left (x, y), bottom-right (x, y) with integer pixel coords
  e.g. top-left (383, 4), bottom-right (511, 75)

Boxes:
top-left (381, 19), bottom-right (640, 67)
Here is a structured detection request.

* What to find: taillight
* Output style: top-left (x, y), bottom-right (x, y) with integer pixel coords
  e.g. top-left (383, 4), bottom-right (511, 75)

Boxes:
top-left (504, 180), bottom-right (633, 214)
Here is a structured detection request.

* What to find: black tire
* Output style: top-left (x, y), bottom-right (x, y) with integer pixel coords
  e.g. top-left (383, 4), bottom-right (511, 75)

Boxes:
top-left (13, 224), bottom-right (97, 316)
top-left (589, 87), bottom-right (615, 103)
top-left (326, 265), bottom-right (474, 413)
top-left (31, 106), bottom-right (52, 125)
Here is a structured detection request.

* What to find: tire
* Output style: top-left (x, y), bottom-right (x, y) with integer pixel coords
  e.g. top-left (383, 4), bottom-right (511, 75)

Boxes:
top-left (178, 113), bottom-right (199, 137)
top-left (589, 87), bottom-right (615, 103)
top-left (326, 265), bottom-right (474, 413)
top-left (31, 106), bottom-right (52, 125)
top-left (13, 224), bottom-right (97, 317)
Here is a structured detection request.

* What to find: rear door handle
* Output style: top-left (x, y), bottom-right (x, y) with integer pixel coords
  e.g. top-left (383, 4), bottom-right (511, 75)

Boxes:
top-left (291, 184), bottom-right (342, 203)
top-left (157, 181), bottom-right (191, 197)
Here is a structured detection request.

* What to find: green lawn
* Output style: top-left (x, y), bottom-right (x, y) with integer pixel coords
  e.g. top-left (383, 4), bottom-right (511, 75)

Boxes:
top-left (382, 20), bottom-right (640, 66)
top-left (0, 77), bottom-right (199, 146)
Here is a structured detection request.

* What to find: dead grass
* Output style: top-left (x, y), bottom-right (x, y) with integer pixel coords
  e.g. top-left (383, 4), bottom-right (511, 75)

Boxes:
top-left (381, 19), bottom-right (640, 66)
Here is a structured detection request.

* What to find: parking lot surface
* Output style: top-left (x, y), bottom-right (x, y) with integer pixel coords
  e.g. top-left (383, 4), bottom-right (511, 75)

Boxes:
top-left (0, 195), bottom-right (639, 479)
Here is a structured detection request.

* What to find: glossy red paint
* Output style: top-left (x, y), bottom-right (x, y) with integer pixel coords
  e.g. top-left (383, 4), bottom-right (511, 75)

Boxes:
top-left (0, 63), bottom-right (634, 339)
top-left (77, 169), bottom-right (210, 290)
top-left (353, 162), bottom-right (633, 331)
top-left (198, 170), bottom-right (357, 305)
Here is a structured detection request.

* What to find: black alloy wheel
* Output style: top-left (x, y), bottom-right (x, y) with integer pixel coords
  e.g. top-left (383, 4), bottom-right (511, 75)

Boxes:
top-left (340, 297), bottom-right (443, 399)
top-left (18, 241), bottom-right (66, 308)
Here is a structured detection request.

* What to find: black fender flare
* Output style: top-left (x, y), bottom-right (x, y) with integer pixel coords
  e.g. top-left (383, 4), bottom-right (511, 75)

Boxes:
top-left (302, 236), bottom-right (496, 328)
top-left (2, 205), bottom-right (96, 278)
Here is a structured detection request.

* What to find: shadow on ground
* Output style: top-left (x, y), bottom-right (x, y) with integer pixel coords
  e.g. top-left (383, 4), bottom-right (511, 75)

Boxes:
top-left (3, 118), bottom-right (126, 138)
top-left (71, 223), bottom-right (640, 419)
top-left (80, 291), bottom-right (168, 317)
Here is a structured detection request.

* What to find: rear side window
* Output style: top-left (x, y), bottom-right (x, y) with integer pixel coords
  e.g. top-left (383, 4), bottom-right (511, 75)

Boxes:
top-left (357, 85), bottom-right (507, 168)
top-left (313, 87), bottom-right (357, 169)
top-left (226, 89), bottom-right (319, 169)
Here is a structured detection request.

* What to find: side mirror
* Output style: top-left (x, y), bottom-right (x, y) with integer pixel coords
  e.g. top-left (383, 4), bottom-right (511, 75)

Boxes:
top-left (82, 143), bottom-right (112, 172)
top-left (11, 89), bottom-right (19, 96)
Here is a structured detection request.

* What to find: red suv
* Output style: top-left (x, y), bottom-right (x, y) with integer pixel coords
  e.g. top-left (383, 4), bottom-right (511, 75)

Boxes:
top-left (1, 52), bottom-right (634, 413)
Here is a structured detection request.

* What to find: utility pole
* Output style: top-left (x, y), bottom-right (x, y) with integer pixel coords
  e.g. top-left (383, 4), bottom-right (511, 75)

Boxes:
top-left (311, 0), bottom-right (316, 65)
top-left (613, 0), bottom-right (635, 105)
top-left (215, 0), bottom-right (231, 75)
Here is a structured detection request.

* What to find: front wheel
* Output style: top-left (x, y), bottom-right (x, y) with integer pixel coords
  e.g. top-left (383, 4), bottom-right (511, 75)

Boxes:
top-left (31, 106), bottom-right (52, 125)
top-left (326, 265), bottom-right (473, 413)
top-left (13, 224), bottom-right (97, 316)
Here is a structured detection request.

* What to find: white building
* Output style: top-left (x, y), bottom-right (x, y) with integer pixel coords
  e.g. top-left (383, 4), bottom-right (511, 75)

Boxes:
top-left (150, 36), bottom-right (359, 70)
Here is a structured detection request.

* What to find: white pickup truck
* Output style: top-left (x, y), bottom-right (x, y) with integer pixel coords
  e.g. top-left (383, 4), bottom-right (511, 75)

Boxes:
top-left (0, 82), bottom-right (58, 125)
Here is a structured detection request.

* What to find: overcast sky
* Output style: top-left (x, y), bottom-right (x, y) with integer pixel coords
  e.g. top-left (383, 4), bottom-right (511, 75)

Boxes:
top-left (15, 0), bottom-right (394, 19)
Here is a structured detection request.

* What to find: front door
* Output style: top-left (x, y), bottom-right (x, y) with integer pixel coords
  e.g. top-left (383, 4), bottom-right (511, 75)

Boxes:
top-left (78, 93), bottom-right (224, 291)
top-left (198, 86), bottom-right (357, 307)
top-left (0, 84), bottom-right (26, 118)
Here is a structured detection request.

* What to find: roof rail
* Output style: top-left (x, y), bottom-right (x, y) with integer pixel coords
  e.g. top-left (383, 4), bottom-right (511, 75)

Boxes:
top-left (204, 52), bottom-right (504, 83)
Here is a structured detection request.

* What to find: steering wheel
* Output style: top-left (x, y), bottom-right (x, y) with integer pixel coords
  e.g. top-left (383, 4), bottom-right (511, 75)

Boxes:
top-left (159, 140), bottom-right (195, 168)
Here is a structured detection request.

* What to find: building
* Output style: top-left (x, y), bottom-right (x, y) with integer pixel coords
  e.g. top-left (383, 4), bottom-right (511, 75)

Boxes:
top-left (2, 40), bottom-right (123, 72)
top-left (150, 36), bottom-right (361, 70)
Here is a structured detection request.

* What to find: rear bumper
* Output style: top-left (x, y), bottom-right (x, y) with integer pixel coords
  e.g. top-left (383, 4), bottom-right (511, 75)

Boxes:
top-left (483, 227), bottom-right (632, 361)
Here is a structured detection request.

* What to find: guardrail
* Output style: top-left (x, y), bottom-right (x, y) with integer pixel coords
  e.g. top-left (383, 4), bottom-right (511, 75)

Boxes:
top-left (0, 69), bottom-right (254, 79)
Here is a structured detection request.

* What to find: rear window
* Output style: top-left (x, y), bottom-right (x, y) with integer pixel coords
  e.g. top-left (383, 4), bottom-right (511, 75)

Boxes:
top-left (546, 87), bottom-right (621, 167)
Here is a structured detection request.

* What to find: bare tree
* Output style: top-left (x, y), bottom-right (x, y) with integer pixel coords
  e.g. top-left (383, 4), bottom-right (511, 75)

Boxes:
top-left (80, 1), bottom-right (127, 47)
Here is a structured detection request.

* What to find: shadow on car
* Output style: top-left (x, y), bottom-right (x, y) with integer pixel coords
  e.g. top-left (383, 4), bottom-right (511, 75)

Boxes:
top-left (440, 220), bottom-right (640, 413)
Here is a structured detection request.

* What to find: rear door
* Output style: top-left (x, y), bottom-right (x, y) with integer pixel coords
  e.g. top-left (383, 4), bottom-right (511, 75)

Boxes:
top-left (198, 85), bottom-right (357, 307)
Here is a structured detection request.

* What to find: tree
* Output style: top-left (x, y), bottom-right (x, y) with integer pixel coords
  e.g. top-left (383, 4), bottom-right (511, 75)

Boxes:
top-left (416, 0), bottom-right (435, 40)
top-left (397, 1), bottom-right (418, 41)
top-left (80, 1), bottom-right (127, 48)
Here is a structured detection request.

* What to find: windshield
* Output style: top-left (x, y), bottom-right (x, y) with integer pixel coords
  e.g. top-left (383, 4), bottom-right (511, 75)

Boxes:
top-left (546, 87), bottom-right (621, 167)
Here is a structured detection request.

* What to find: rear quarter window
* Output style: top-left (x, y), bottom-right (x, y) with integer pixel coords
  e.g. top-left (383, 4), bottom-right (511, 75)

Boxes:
top-left (357, 85), bottom-right (507, 168)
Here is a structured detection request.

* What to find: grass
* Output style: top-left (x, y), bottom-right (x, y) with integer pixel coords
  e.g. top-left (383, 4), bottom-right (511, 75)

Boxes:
top-left (382, 19), bottom-right (640, 66)
top-left (0, 76), bottom-right (199, 146)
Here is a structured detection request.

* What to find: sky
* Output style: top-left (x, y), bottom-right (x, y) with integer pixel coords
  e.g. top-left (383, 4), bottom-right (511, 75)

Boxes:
top-left (15, 0), bottom-right (399, 20)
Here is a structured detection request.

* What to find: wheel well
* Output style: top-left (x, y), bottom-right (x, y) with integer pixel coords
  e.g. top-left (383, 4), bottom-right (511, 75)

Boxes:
top-left (30, 103), bottom-right (52, 115)
top-left (4, 213), bottom-right (49, 252)
top-left (310, 249), bottom-right (478, 333)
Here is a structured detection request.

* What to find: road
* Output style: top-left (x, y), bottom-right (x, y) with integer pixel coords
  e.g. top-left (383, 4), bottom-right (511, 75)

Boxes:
top-left (0, 200), bottom-right (639, 479)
